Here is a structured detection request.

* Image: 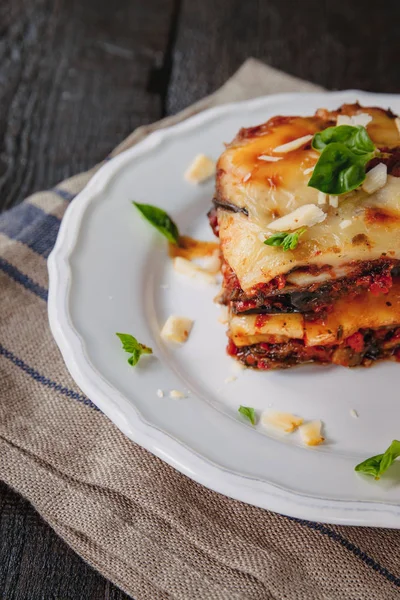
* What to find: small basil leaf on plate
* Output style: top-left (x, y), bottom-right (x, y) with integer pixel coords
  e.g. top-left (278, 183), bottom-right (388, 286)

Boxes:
top-left (355, 440), bottom-right (400, 479)
top-left (238, 405), bottom-right (256, 425)
top-left (133, 202), bottom-right (180, 245)
top-left (264, 228), bottom-right (306, 252)
top-left (116, 332), bottom-right (153, 367)
top-left (308, 143), bottom-right (367, 195)
top-left (127, 349), bottom-right (141, 367)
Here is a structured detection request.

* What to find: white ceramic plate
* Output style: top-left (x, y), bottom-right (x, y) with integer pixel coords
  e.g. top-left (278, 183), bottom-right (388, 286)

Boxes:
top-left (48, 91), bottom-right (400, 528)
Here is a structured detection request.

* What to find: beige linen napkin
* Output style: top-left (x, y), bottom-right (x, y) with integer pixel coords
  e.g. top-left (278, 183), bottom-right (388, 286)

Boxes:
top-left (1, 58), bottom-right (400, 600)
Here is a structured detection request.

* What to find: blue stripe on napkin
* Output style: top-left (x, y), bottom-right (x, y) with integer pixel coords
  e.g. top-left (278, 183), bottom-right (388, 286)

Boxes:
top-left (0, 344), bottom-right (97, 410)
top-left (53, 188), bottom-right (77, 202)
top-left (0, 258), bottom-right (48, 301)
top-left (290, 518), bottom-right (400, 587)
top-left (0, 202), bottom-right (60, 258)
top-left (2, 179), bottom-right (400, 591)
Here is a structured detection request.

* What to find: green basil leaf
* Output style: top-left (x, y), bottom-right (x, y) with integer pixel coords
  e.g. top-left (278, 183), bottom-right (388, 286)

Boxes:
top-left (312, 125), bottom-right (357, 151)
top-left (127, 349), bottom-right (141, 367)
top-left (309, 125), bottom-right (376, 195)
top-left (133, 202), bottom-right (180, 245)
top-left (116, 332), bottom-right (153, 367)
top-left (312, 125), bottom-right (375, 156)
top-left (264, 228), bottom-right (306, 252)
top-left (355, 440), bottom-right (400, 479)
top-left (379, 440), bottom-right (400, 475)
top-left (354, 454), bottom-right (384, 478)
top-left (308, 143), bottom-right (367, 195)
top-left (346, 126), bottom-right (376, 156)
top-left (264, 232), bottom-right (287, 247)
top-left (238, 405), bottom-right (256, 425)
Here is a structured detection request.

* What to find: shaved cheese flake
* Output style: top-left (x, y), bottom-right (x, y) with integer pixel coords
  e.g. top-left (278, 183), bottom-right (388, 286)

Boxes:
top-left (329, 195), bottom-right (339, 208)
top-left (169, 389), bottom-right (185, 399)
top-left (339, 219), bottom-right (352, 229)
top-left (299, 420), bottom-right (325, 446)
top-left (258, 155), bottom-right (282, 162)
top-left (396, 117), bottom-right (400, 136)
top-left (317, 192), bottom-right (327, 205)
top-left (156, 389), bottom-right (164, 398)
top-left (261, 411), bottom-right (303, 433)
top-left (350, 408), bottom-right (359, 418)
top-left (336, 114), bottom-right (352, 126)
top-left (184, 154), bottom-right (216, 184)
top-left (224, 376), bottom-right (237, 384)
top-left (161, 315), bottom-right (193, 344)
top-left (173, 257), bottom-right (217, 284)
top-left (304, 166), bottom-right (314, 175)
top-left (337, 113), bottom-right (372, 127)
top-left (351, 113), bottom-right (373, 127)
top-left (362, 163), bottom-right (387, 194)
top-left (273, 134), bottom-right (313, 154)
top-left (243, 172), bottom-right (251, 182)
top-left (267, 204), bottom-right (326, 231)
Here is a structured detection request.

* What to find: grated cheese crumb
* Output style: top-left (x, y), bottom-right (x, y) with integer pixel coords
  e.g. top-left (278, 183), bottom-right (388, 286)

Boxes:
top-left (156, 389), bottom-right (164, 398)
top-left (224, 375), bottom-right (237, 384)
top-left (339, 219), bottom-right (352, 229)
top-left (173, 256), bottom-right (217, 285)
top-left (329, 195), bottom-right (339, 208)
top-left (243, 172), bottom-right (251, 182)
top-left (169, 389), bottom-right (185, 399)
top-left (350, 408), bottom-right (358, 418)
top-left (304, 166), bottom-right (314, 175)
top-left (161, 315), bottom-right (193, 344)
top-left (261, 411), bottom-right (303, 433)
top-left (184, 154), bottom-right (216, 184)
top-left (317, 191), bottom-right (327, 205)
top-left (273, 134), bottom-right (313, 154)
top-left (299, 420), bottom-right (325, 446)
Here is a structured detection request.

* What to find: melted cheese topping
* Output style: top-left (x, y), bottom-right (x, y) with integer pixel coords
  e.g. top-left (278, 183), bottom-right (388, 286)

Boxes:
top-left (229, 279), bottom-right (400, 347)
top-left (217, 106), bottom-right (400, 293)
top-left (230, 313), bottom-right (303, 346)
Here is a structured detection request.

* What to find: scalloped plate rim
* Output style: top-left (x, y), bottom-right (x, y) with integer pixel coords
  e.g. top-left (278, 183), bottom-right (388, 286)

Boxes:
top-left (48, 90), bottom-right (400, 527)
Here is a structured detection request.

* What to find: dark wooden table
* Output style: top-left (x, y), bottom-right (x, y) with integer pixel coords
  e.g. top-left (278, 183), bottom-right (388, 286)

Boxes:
top-left (0, 1), bottom-right (399, 597)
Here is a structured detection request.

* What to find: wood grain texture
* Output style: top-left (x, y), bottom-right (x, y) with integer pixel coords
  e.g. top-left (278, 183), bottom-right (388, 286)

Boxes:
top-left (0, 0), bottom-right (175, 211)
top-left (167, 0), bottom-right (400, 115)
top-left (0, 482), bottom-right (132, 599)
top-left (1, 0), bottom-right (400, 598)
top-left (0, 0), bottom-right (176, 598)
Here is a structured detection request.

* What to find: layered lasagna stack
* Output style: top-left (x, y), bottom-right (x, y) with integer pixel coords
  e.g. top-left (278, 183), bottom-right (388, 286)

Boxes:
top-left (209, 103), bottom-right (400, 369)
